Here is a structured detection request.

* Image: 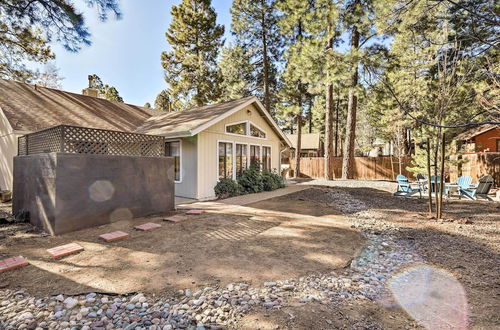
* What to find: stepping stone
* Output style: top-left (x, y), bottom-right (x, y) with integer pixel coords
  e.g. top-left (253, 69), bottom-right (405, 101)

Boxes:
top-left (47, 243), bottom-right (84, 259)
top-left (134, 222), bottom-right (162, 231)
top-left (0, 256), bottom-right (29, 273)
top-left (164, 215), bottom-right (188, 223)
top-left (185, 209), bottom-right (205, 215)
top-left (99, 231), bottom-right (130, 242)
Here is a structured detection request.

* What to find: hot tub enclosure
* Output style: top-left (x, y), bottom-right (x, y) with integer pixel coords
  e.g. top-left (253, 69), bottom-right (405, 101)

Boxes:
top-left (13, 153), bottom-right (174, 235)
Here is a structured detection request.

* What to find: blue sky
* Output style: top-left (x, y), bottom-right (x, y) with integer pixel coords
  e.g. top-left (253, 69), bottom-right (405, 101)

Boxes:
top-left (51, 0), bottom-right (233, 106)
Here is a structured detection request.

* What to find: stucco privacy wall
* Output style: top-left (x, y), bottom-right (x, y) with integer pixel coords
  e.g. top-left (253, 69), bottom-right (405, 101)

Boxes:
top-left (197, 104), bottom-right (282, 200)
top-left (13, 153), bottom-right (174, 235)
top-left (0, 107), bottom-right (24, 191)
top-left (171, 136), bottom-right (198, 199)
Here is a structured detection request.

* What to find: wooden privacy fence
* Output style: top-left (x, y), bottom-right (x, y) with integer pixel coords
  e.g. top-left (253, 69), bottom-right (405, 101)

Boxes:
top-left (290, 156), bottom-right (414, 180)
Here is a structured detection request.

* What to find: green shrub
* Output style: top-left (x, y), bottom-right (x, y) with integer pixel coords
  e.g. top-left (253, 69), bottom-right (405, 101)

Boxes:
top-left (262, 170), bottom-right (285, 191)
top-left (214, 178), bottom-right (242, 199)
top-left (237, 165), bottom-right (263, 193)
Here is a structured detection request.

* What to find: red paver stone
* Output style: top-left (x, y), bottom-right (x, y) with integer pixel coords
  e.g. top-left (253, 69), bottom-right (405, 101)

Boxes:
top-left (0, 256), bottom-right (29, 273)
top-left (47, 243), bottom-right (84, 259)
top-left (185, 209), bottom-right (205, 215)
top-left (164, 215), bottom-right (188, 223)
top-left (99, 231), bottom-right (130, 242)
top-left (134, 222), bottom-right (162, 231)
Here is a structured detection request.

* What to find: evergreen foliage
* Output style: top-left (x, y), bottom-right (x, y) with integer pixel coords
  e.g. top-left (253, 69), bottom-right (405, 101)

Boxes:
top-left (218, 44), bottom-right (254, 101)
top-left (154, 90), bottom-right (171, 112)
top-left (161, 0), bottom-right (224, 109)
top-left (87, 74), bottom-right (123, 102)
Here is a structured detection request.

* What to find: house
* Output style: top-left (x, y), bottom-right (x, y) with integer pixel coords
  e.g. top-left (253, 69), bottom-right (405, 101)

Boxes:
top-left (286, 133), bottom-right (323, 158)
top-left (0, 79), bottom-right (291, 200)
top-left (454, 124), bottom-right (500, 153)
top-left (135, 97), bottom-right (292, 199)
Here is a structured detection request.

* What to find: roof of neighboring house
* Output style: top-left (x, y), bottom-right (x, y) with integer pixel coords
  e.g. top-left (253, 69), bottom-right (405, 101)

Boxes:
top-left (454, 124), bottom-right (499, 141)
top-left (135, 96), bottom-right (292, 147)
top-left (287, 133), bottom-right (321, 150)
top-left (0, 79), bottom-right (163, 132)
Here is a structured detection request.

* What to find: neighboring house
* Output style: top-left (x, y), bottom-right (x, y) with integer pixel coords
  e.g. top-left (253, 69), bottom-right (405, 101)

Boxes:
top-left (455, 124), bottom-right (500, 153)
top-left (0, 79), bottom-right (291, 200)
top-left (286, 133), bottom-right (323, 158)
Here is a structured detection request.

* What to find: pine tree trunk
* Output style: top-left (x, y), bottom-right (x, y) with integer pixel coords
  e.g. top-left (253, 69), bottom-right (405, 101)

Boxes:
top-left (342, 26), bottom-right (360, 179)
top-left (261, 5), bottom-right (271, 113)
top-left (325, 83), bottom-right (334, 180)
top-left (334, 97), bottom-right (340, 157)
top-left (308, 97), bottom-right (313, 134)
top-left (294, 114), bottom-right (302, 178)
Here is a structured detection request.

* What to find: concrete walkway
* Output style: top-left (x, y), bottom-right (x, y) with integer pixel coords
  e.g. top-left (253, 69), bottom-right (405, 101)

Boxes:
top-left (177, 184), bottom-right (309, 209)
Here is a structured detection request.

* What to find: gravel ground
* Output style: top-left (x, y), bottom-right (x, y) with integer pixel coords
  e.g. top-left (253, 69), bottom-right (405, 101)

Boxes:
top-left (1, 181), bottom-right (498, 329)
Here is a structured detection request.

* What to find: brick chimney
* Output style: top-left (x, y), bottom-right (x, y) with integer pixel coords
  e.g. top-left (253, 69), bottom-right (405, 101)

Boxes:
top-left (82, 88), bottom-right (98, 98)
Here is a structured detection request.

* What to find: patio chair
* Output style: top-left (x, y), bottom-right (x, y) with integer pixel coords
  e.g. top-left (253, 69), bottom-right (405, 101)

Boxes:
top-left (394, 174), bottom-right (422, 197)
top-left (445, 176), bottom-right (472, 198)
top-left (459, 175), bottom-right (494, 201)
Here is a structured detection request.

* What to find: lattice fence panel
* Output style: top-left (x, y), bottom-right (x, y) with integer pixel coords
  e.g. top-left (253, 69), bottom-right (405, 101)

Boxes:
top-left (63, 126), bottom-right (165, 157)
top-left (20, 125), bottom-right (165, 157)
top-left (18, 136), bottom-right (27, 156)
top-left (25, 127), bottom-right (63, 155)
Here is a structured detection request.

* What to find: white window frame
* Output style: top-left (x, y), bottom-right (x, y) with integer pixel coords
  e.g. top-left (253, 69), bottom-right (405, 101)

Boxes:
top-left (261, 145), bottom-right (272, 171)
top-left (224, 120), bottom-right (268, 140)
top-left (249, 144), bottom-right (261, 169)
top-left (165, 139), bottom-right (182, 183)
top-left (217, 139), bottom-right (236, 181)
top-left (235, 142), bottom-right (249, 178)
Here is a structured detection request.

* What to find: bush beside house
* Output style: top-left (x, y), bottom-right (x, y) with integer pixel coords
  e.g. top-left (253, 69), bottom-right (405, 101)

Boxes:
top-left (214, 166), bottom-right (285, 199)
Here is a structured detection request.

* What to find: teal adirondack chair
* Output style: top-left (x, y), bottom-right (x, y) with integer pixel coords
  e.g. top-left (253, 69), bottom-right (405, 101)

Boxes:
top-left (395, 174), bottom-right (421, 197)
top-left (446, 176), bottom-right (472, 198)
top-left (459, 175), bottom-right (494, 201)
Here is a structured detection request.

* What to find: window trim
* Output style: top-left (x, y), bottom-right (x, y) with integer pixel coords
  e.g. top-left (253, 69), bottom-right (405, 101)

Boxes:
top-left (217, 139), bottom-right (236, 181)
top-left (224, 120), bottom-right (268, 140)
top-left (261, 145), bottom-right (272, 171)
top-left (249, 144), bottom-right (261, 169)
top-left (235, 142), bottom-right (249, 178)
top-left (165, 139), bottom-right (182, 183)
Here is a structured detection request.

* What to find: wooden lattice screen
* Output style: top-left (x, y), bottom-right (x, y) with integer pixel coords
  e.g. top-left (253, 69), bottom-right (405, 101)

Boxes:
top-left (18, 125), bottom-right (165, 157)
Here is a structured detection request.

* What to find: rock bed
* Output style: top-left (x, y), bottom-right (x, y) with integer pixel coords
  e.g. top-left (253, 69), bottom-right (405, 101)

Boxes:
top-left (0, 189), bottom-right (423, 330)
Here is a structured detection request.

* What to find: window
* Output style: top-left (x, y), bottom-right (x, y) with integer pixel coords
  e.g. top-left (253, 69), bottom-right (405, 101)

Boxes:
top-left (262, 146), bottom-right (271, 171)
top-left (165, 141), bottom-right (181, 181)
top-left (226, 122), bottom-right (247, 135)
top-left (250, 145), bottom-right (260, 167)
top-left (236, 144), bottom-right (248, 178)
top-left (250, 124), bottom-right (266, 139)
top-left (218, 142), bottom-right (233, 179)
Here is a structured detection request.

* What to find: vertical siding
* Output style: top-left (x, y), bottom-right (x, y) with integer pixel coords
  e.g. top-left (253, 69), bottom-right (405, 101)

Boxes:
top-left (0, 108), bottom-right (22, 190)
top-left (196, 104), bottom-right (283, 199)
top-left (172, 136), bottom-right (198, 199)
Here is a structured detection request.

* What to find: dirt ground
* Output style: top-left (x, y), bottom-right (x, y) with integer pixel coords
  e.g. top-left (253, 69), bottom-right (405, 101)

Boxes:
top-left (239, 185), bottom-right (499, 329)
top-left (0, 199), bottom-right (363, 297)
top-left (1, 183), bottom-right (499, 329)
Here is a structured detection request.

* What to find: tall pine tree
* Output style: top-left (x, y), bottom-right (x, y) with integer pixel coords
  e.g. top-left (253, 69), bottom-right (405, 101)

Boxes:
top-left (230, 0), bottom-right (282, 114)
top-left (217, 44), bottom-right (254, 101)
top-left (162, 0), bottom-right (224, 109)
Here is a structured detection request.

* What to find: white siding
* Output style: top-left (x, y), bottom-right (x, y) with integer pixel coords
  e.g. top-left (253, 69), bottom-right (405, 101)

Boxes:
top-left (171, 136), bottom-right (198, 199)
top-left (196, 104), bottom-right (282, 200)
top-left (0, 108), bottom-right (24, 191)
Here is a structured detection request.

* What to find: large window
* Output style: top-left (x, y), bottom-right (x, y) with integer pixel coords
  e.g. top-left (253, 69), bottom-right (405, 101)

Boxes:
top-left (262, 146), bottom-right (271, 171)
top-left (250, 145), bottom-right (260, 167)
top-left (236, 144), bottom-right (248, 178)
top-left (218, 142), bottom-right (233, 179)
top-left (250, 124), bottom-right (266, 139)
top-left (165, 141), bottom-right (181, 182)
top-left (226, 122), bottom-right (247, 135)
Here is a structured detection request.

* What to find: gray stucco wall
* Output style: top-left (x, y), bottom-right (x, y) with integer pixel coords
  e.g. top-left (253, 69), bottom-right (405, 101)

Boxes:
top-left (13, 153), bottom-right (174, 235)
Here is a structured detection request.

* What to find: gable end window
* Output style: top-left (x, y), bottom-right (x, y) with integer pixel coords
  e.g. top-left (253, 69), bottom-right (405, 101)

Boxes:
top-left (226, 122), bottom-right (247, 135)
top-left (225, 121), bottom-right (267, 139)
top-left (250, 124), bottom-right (266, 139)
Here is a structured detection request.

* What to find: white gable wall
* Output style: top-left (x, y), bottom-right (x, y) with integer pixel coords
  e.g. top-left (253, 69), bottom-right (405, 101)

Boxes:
top-left (0, 107), bottom-right (25, 191)
top-left (196, 104), bottom-right (282, 200)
